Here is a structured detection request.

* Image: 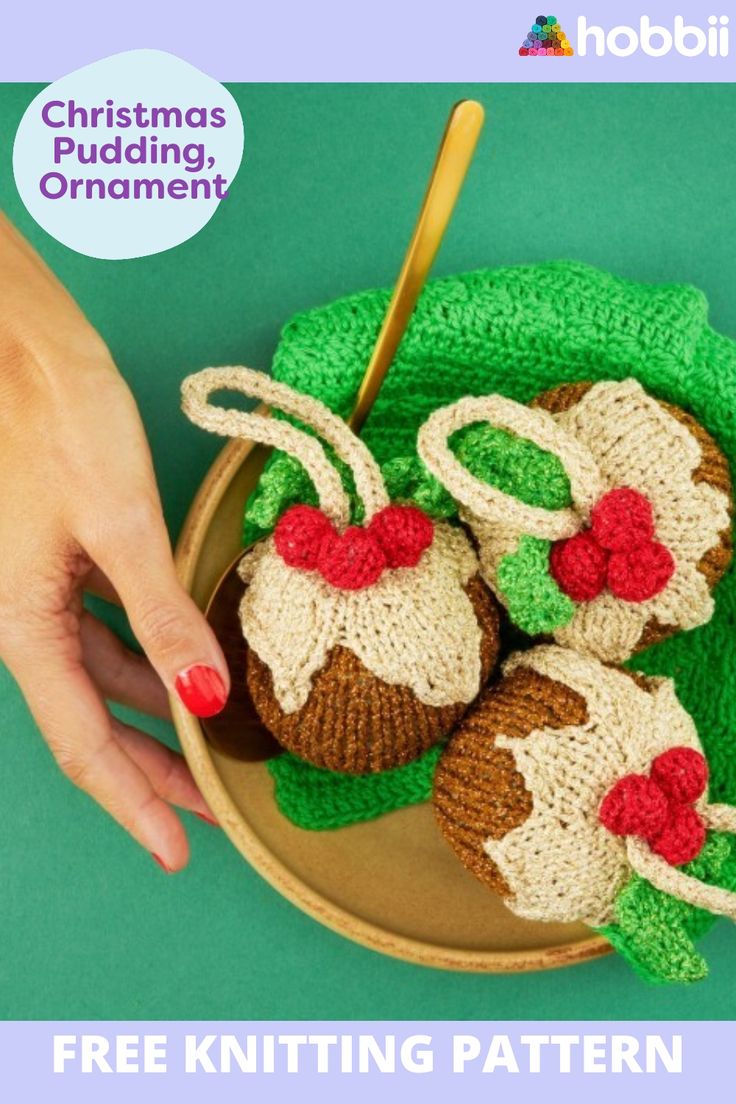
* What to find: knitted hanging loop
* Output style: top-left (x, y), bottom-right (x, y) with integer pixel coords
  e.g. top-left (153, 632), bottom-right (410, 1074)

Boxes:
top-left (182, 365), bottom-right (390, 529)
top-left (417, 392), bottom-right (605, 540)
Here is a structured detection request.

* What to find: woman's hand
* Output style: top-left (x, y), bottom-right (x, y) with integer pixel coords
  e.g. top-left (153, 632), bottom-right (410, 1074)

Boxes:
top-left (0, 213), bottom-right (230, 872)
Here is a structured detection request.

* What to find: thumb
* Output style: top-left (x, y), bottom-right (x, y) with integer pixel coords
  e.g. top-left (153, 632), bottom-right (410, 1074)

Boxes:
top-left (92, 510), bottom-right (230, 719)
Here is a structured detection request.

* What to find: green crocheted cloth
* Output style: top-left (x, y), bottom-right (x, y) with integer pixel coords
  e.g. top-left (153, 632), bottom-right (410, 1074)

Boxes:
top-left (267, 744), bottom-right (442, 831)
top-left (242, 260), bottom-right (736, 980)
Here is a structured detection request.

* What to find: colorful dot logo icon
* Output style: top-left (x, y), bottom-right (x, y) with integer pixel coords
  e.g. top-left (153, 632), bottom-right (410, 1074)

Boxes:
top-left (519, 15), bottom-right (574, 55)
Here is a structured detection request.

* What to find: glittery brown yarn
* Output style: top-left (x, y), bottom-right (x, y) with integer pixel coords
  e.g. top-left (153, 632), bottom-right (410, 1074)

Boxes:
top-left (534, 381), bottom-right (734, 651)
top-left (636, 617), bottom-right (679, 651)
top-left (433, 666), bottom-right (589, 897)
top-left (246, 576), bottom-right (500, 774)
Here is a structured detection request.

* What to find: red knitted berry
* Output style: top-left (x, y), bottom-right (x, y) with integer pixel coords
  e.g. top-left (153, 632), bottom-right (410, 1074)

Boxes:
top-left (316, 526), bottom-right (387, 590)
top-left (590, 488), bottom-right (655, 553)
top-left (599, 774), bottom-right (669, 842)
top-left (368, 504), bottom-right (434, 568)
top-left (607, 540), bottom-right (675, 603)
top-left (651, 747), bottom-right (709, 805)
top-left (549, 531), bottom-right (608, 602)
top-left (274, 505), bottom-right (335, 570)
top-left (652, 804), bottom-right (706, 866)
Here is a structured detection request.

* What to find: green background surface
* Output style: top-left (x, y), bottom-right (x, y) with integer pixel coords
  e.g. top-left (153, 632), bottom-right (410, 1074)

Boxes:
top-left (1, 82), bottom-right (736, 1019)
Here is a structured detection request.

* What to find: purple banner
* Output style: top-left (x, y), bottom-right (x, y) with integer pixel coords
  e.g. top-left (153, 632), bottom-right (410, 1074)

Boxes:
top-left (0, 1021), bottom-right (726, 1102)
top-left (1, 1), bottom-right (735, 81)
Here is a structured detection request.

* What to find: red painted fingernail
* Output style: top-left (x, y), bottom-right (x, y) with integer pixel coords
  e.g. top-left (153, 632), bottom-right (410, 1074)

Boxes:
top-left (151, 853), bottom-right (173, 874)
top-left (195, 811), bottom-right (219, 827)
top-left (175, 665), bottom-right (228, 718)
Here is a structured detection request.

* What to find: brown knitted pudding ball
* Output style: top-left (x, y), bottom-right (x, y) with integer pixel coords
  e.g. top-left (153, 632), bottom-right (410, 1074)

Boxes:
top-left (434, 644), bottom-right (736, 928)
top-left (182, 366), bottom-right (501, 775)
top-left (418, 379), bottom-right (733, 663)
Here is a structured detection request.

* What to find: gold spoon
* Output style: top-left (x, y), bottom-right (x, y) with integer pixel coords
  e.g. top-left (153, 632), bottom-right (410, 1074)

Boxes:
top-left (349, 98), bottom-right (485, 434)
top-left (202, 100), bottom-right (486, 760)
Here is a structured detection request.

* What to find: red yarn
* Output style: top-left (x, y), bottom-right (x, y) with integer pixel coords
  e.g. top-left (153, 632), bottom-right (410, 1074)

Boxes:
top-left (591, 488), bottom-right (655, 552)
top-left (651, 747), bottom-right (709, 805)
top-left (607, 540), bottom-right (675, 603)
top-left (550, 486), bottom-right (676, 606)
top-left (274, 505), bottom-right (335, 569)
top-left (599, 774), bottom-right (669, 841)
top-left (549, 531), bottom-right (608, 601)
top-left (599, 746), bottom-right (709, 867)
top-left (368, 505), bottom-right (434, 568)
top-left (316, 527), bottom-right (387, 590)
top-left (652, 804), bottom-right (707, 867)
top-left (275, 502), bottom-right (434, 590)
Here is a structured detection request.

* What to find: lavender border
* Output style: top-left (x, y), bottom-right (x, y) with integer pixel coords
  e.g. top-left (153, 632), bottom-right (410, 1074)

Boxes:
top-left (1, 2), bottom-right (735, 82)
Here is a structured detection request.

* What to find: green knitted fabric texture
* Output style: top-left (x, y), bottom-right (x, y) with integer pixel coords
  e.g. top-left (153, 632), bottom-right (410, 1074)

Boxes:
top-left (454, 423), bottom-right (571, 509)
top-left (497, 535), bottom-right (575, 635)
top-left (267, 744), bottom-right (443, 831)
top-left (242, 260), bottom-right (736, 979)
top-left (598, 833), bottom-right (736, 984)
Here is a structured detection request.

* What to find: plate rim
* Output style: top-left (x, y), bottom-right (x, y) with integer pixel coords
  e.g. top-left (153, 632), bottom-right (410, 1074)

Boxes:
top-left (172, 434), bottom-right (612, 974)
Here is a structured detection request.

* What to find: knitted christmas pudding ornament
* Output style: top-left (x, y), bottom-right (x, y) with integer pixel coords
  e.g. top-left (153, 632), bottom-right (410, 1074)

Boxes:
top-left (418, 379), bottom-right (733, 663)
top-left (434, 644), bottom-right (736, 979)
top-left (182, 367), bottom-right (499, 773)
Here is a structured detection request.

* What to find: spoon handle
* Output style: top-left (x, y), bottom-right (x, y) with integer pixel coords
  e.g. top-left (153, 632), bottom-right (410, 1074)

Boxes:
top-left (347, 99), bottom-right (485, 435)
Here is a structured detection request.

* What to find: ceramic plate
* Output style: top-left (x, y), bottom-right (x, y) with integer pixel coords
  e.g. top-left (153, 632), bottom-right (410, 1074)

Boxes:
top-left (171, 434), bottom-right (610, 972)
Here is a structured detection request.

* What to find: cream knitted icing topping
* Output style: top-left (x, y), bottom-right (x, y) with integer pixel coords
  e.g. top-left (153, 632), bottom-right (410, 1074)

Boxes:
top-left (238, 521), bottom-right (484, 713)
top-left (549, 379), bottom-right (731, 660)
top-left (483, 645), bottom-right (703, 926)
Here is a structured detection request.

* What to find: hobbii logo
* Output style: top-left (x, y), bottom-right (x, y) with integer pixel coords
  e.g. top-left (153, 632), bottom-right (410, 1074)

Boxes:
top-left (577, 14), bottom-right (730, 57)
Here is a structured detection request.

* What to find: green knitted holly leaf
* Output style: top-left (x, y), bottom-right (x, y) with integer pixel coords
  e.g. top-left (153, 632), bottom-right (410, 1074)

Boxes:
top-left (453, 423), bottom-right (572, 509)
top-left (597, 833), bottom-right (734, 984)
top-left (497, 536), bottom-right (575, 635)
top-left (382, 456), bottom-right (457, 518)
top-left (243, 452), bottom-right (314, 545)
top-left (380, 424), bottom-right (573, 518)
top-left (242, 443), bottom-right (365, 546)
top-left (267, 744), bottom-right (443, 830)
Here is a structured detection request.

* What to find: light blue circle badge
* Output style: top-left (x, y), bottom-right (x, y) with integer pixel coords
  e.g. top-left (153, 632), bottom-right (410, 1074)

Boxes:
top-left (13, 49), bottom-right (245, 260)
